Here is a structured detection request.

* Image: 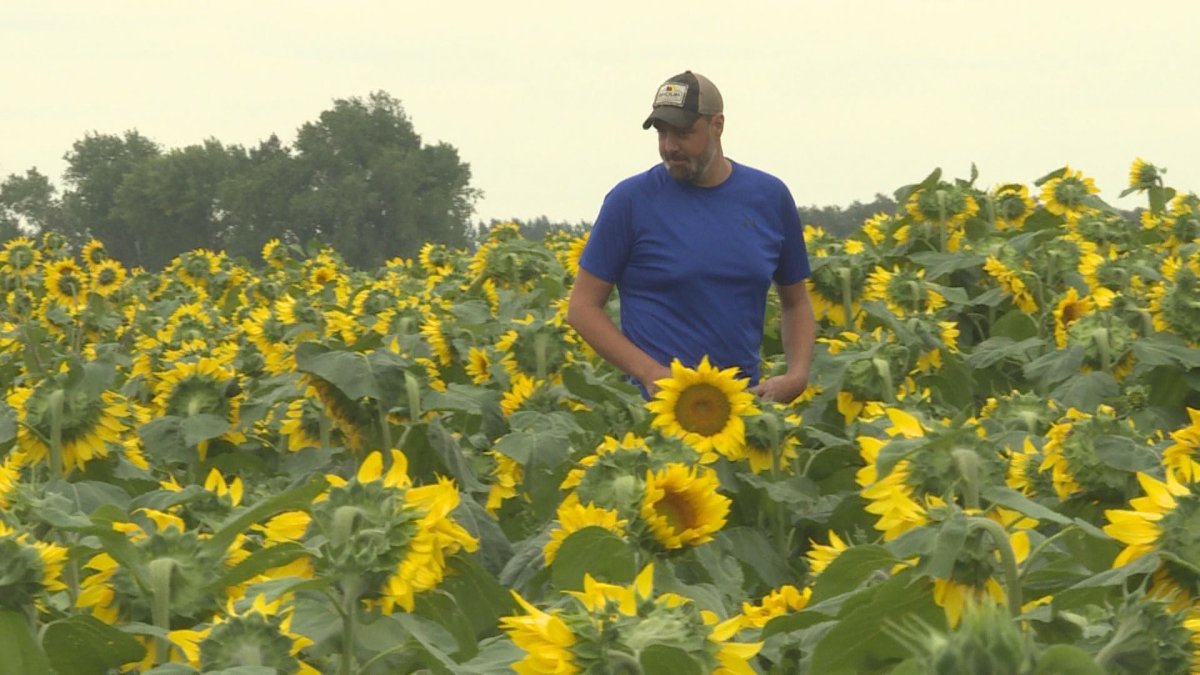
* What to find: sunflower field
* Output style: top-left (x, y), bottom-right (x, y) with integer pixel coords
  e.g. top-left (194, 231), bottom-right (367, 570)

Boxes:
top-left (1, 159), bottom-right (1198, 674)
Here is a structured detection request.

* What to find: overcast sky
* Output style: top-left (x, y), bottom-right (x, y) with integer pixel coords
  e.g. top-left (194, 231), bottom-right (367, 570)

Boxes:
top-left (4, 2), bottom-right (1198, 227)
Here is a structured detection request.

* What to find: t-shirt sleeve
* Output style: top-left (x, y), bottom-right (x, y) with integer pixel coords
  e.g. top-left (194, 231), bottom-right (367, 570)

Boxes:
top-left (578, 185), bottom-right (634, 284)
top-left (773, 184), bottom-right (811, 285)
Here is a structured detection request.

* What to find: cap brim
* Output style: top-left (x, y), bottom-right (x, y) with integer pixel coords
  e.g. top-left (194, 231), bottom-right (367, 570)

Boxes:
top-left (642, 106), bottom-right (701, 130)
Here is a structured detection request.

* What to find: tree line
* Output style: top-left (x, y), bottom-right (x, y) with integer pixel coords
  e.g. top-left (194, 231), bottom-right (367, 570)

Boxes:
top-left (0, 92), bottom-right (479, 270)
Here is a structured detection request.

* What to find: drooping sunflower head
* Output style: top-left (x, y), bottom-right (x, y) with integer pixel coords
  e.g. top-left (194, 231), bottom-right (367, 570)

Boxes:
top-left (864, 265), bottom-right (944, 318)
top-left (1039, 406), bottom-right (1142, 505)
top-left (80, 239), bottom-right (108, 267)
top-left (1127, 157), bottom-right (1161, 191)
top-left (1163, 407), bottom-right (1200, 485)
top-left (990, 183), bottom-right (1036, 230)
top-left (1149, 252), bottom-right (1200, 343)
top-left (647, 356), bottom-right (759, 459)
top-left (1039, 166), bottom-right (1099, 220)
top-left (1052, 286), bottom-right (1096, 349)
top-left (0, 527), bottom-right (69, 610)
top-left (1, 237), bottom-right (40, 277)
top-left (543, 493), bottom-right (629, 564)
top-left (1104, 472), bottom-right (1199, 609)
top-left (7, 377), bottom-right (131, 474)
top-left (639, 463), bottom-right (730, 550)
top-left (905, 182), bottom-right (980, 228)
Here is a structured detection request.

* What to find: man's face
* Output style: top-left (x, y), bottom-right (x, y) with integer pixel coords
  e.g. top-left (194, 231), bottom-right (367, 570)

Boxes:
top-left (655, 115), bottom-right (720, 183)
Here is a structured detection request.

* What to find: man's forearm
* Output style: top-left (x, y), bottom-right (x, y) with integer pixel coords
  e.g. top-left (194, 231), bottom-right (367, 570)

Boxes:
top-left (567, 304), bottom-right (666, 388)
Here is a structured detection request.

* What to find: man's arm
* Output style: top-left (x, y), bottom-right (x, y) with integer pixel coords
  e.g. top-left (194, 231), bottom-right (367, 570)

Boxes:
top-left (566, 268), bottom-right (671, 394)
top-left (751, 280), bottom-right (816, 403)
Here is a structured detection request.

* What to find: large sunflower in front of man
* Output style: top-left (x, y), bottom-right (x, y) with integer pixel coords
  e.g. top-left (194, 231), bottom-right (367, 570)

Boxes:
top-left (648, 356), bottom-right (760, 460)
top-left (639, 463), bottom-right (730, 550)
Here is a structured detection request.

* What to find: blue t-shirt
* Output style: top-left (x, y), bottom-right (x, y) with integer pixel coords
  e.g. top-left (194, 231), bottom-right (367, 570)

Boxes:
top-left (578, 160), bottom-right (811, 384)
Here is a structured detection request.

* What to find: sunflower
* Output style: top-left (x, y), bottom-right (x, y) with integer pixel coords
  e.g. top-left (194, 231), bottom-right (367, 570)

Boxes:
top-left (1, 236), bottom-right (40, 277)
top-left (500, 592), bottom-right (580, 675)
top-left (864, 265), bottom-right (946, 318)
top-left (80, 239), bottom-right (108, 267)
top-left (648, 356), bottom-right (760, 459)
top-left (0, 524), bottom-right (69, 610)
top-left (44, 257), bottom-right (88, 309)
top-left (152, 356), bottom-right (244, 458)
top-left (1052, 287), bottom-right (1096, 349)
top-left (1039, 405), bottom-right (1141, 505)
top-left (1103, 471), bottom-right (1200, 610)
top-left (485, 450), bottom-right (524, 514)
top-left (199, 595), bottom-right (318, 674)
top-left (277, 392), bottom-right (329, 452)
top-left (543, 493), bottom-right (628, 564)
top-left (89, 259), bottom-right (127, 297)
top-left (990, 183), bottom-right (1036, 230)
top-left (419, 312), bottom-right (454, 366)
top-left (740, 584), bottom-right (812, 628)
top-left (640, 463), bottom-right (730, 550)
top-left (1164, 407), bottom-right (1200, 484)
top-left (465, 346), bottom-right (492, 384)
top-left (1127, 157), bottom-right (1161, 191)
top-left (806, 531), bottom-right (850, 579)
top-left (7, 382), bottom-right (131, 474)
top-left (905, 182), bottom-right (979, 228)
top-left (1147, 252), bottom-right (1200, 344)
top-left (982, 257), bottom-right (1038, 313)
top-left (1040, 166), bottom-right (1099, 220)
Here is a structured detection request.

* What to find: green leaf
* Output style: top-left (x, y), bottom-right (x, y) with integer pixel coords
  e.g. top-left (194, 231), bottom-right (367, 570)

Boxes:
top-left (809, 575), bottom-right (945, 674)
top-left (130, 485), bottom-right (210, 512)
top-left (810, 544), bottom-right (897, 603)
top-left (180, 413), bottom-right (230, 445)
top-left (981, 486), bottom-right (1072, 526)
top-left (718, 527), bottom-right (792, 588)
top-left (965, 336), bottom-right (1042, 368)
top-left (639, 645), bottom-right (703, 674)
top-left (0, 609), bottom-right (53, 675)
top-left (550, 526), bottom-right (637, 591)
top-left (413, 590), bottom-right (479, 660)
top-left (925, 512), bottom-right (968, 579)
top-left (214, 542), bottom-right (308, 591)
top-left (452, 498), bottom-right (513, 576)
top-left (1092, 436), bottom-right (1159, 473)
top-left (1053, 553), bottom-right (1159, 609)
top-left (1034, 644), bottom-right (1104, 674)
top-left (424, 383), bottom-right (496, 415)
top-left (438, 554), bottom-right (516, 639)
top-left (294, 341), bottom-right (380, 400)
top-left (202, 474), bottom-right (327, 560)
top-left (0, 403), bottom-right (15, 447)
top-left (424, 418), bottom-right (486, 493)
top-left (907, 251), bottom-right (988, 280)
top-left (1023, 345), bottom-right (1085, 386)
top-left (991, 310), bottom-right (1040, 341)
top-left (1050, 371), bottom-right (1120, 412)
top-left (42, 614), bottom-right (146, 675)
top-left (138, 416), bottom-right (191, 465)
top-left (1132, 335), bottom-right (1200, 368)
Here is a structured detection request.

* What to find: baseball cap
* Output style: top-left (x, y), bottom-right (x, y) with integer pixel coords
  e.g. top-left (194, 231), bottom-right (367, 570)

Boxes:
top-left (641, 71), bottom-right (723, 130)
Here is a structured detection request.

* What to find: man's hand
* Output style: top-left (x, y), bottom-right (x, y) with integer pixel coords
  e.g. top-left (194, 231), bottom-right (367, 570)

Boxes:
top-left (639, 362), bottom-right (673, 397)
top-left (751, 372), bottom-right (808, 404)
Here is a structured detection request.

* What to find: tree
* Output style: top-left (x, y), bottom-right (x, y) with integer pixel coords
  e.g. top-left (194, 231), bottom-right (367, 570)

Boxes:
top-left (60, 131), bottom-right (161, 259)
top-left (288, 91), bottom-right (479, 267)
top-left (0, 168), bottom-right (61, 237)
top-left (798, 193), bottom-right (898, 238)
top-left (110, 139), bottom-right (239, 269)
top-left (217, 134), bottom-right (305, 262)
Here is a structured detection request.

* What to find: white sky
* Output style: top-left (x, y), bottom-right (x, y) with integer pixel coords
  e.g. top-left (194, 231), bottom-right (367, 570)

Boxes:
top-left (3, 1), bottom-right (1198, 227)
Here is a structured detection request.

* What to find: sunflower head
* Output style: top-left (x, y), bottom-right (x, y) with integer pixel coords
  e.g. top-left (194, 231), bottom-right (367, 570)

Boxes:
top-left (81, 239), bottom-right (108, 267)
top-left (905, 182), bottom-right (980, 228)
top-left (639, 463), bottom-right (730, 550)
top-left (1127, 157), bottom-right (1161, 191)
top-left (1, 237), bottom-right (40, 277)
top-left (648, 356), bottom-right (759, 459)
top-left (1039, 166), bottom-right (1099, 219)
top-left (990, 183), bottom-right (1036, 230)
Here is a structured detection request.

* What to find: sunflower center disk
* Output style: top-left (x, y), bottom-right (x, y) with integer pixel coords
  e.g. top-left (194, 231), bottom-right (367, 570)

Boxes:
top-left (655, 492), bottom-right (696, 532)
top-left (676, 383), bottom-right (732, 437)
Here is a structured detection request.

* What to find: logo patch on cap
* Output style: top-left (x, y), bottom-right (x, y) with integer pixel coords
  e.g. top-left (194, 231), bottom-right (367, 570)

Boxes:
top-left (653, 83), bottom-right (688, 108)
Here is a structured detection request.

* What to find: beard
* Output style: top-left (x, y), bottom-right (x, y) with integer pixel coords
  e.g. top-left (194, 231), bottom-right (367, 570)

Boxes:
top-left (662, 141), bottom-right (717, 184)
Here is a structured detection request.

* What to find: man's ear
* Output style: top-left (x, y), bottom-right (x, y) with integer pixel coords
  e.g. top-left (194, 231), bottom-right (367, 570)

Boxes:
top-left (710, 113), bottom-right (725, 137)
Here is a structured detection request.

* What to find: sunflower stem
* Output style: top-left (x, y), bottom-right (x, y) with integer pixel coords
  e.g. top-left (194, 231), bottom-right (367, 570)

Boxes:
top-left (47, 388), bottom-right (65, 479)
top-left (404, 371), bottom-right (422, 421)
top-left (838, 267), bottom-right (854, 328)
top-left (376, 398), bottom-right (393, 452)
top-left (1018, 525), bottom-right (1077, 584)
top-left (339, 577), bottom-right (363, 675)
top-left (149, 558), bottom-right (177, 665)
top-left (766, 414), bottom-right (788, 560)
top-left (965, 517), bottom-right (1022, 618)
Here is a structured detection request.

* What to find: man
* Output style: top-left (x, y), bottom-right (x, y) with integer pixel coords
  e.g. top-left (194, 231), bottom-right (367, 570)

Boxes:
top-left (567, 70), bottom-right (816, 403)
